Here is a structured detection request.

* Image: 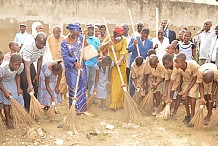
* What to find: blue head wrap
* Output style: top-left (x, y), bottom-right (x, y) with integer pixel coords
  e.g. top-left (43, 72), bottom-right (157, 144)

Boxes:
top-left (66, 22), bottom-right (81, 31)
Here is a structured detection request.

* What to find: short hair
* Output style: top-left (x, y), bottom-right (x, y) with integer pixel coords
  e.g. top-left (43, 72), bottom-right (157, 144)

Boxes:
top-left (53, 26), bottom-right (61, 31)
top-left (176, 53), bottom-right (186, 60)
top-left (162, 54), bottom-right (173, 62)
top-left (147, 49), bottom-right (156, 56)
top-left (141, 28), bottom-right (149, 34)
top-left (99, 25), bottom-right (106, 29)
top-left (184, 30), bottom-right (192, 36)
top-left (102, 56), bottom-right (112, 66)
top-left (135, 56), bottom-right (144, 66)
top-left (0, 50), bottom-right (4, 56)
top-left (8, 41), bottom-right (17, 49)
top-left (52, 60), bottom-right (62, 72)
top-left (10, 53), bottom-right (22, 62)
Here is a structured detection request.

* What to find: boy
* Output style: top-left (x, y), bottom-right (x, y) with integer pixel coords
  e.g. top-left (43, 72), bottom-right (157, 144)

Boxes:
top-left (0, 50), bottom-right (4, 119)
top-left (167, 53), bottom-right (199, 124)
top-left (196, 63), bottom-right (218, 124)
top-left (144, 55), bottom-right (165, 115)
top-left (3, 41), bottom-right (20, 63)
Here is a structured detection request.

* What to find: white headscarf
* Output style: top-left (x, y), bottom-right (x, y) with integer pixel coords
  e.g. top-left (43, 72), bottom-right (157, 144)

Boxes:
top-left (32, 22), bottom-right (43, 38)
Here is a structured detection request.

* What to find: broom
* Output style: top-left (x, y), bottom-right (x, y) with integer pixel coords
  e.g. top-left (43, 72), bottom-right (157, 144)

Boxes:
top-left (156, 103), bottom-right (171, 120)
top-left (10, 97), bottom-right (35, 129)
top-left (210, 108), bottom-right (218, 126)
top-left (0, 115), bottom-right (3, 136)
top-left (139, 90), bottom-right (154, 115)
top-left (29, 92), bottom-right (44, 120)
top-left (47, 101), bottom-right (56, 118)
top-left (189, 105), bottom-right (204, 128)
top-left (103, 17), bottom-right (140, 123)
top-left (86, 92), bottom-right (97, 109)
top-left (132, 88), bottom-right (140, 105)
top-left (157, 101), bottom-right (165, 113)
top-left (63, 32), bottom-right (86, 133)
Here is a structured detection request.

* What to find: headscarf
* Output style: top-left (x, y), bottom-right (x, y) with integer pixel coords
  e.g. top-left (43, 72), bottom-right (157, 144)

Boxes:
top-left (66, 22), bottom-right (81, 32)
top-left (32, 22), bottom-right (43, 38)
top-left (113, 26), bottom-right (124, 35)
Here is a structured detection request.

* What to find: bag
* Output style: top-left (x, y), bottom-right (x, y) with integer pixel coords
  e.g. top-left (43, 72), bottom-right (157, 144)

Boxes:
top-left (82, 45), bottom-right (98, 60)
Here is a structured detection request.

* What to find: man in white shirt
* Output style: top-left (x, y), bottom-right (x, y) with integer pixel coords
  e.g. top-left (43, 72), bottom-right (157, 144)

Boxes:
top-left (209, 23), bottom-right (218, 64)
top-left (14, 24), bottom-right (28, 48)
top-left (199, 19), bottom-right (216, 65)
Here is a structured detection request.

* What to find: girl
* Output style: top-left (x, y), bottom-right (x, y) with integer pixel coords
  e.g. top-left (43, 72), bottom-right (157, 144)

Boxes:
top-left (0, 53), bottom-right (24, 129)
top-left (0, 50), bottom-right (4, 120)
top-left (37, 61), bottom-right (62, 113)
top-left (93, 56), bottom-right (113, 110)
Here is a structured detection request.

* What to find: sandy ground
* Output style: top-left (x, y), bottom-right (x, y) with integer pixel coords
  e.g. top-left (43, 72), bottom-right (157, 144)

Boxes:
top-left (1, 97), bottom-right (218, 146)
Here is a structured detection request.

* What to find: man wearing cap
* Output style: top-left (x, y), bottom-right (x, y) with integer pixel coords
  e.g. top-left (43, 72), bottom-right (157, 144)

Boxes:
top-left (14, 24), bottom-right (28, 48)
top-left (161, 20), bottom-right (176, 43)
top-left (85, 24), bottom-right (101, 97)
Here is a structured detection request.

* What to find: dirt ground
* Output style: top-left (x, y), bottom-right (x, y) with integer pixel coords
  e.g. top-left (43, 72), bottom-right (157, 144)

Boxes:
top-left (1, 97), bottom-right (218, 146)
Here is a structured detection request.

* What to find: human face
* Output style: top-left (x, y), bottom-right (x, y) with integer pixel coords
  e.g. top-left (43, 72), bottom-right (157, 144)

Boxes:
top-left (36, 25), bottom-right (43, 33)
top-left (183, 33), bottom-right (191, 43)
top-left (163, 59), bottom-right (173, 70)
top-left (174, 58), bottom-right (185, 69)
top-left (161, 20), bottom-right (168, 29)
top-left (137, 24), bottom-right (143, 33)
top-left (20, 26), bottom-right (26, 33)
top-left (0, 55), bottom-right (4, 65)
top-left (69, 30), bottom-right (80, 39)
top-left (12, 43), bottom-right (20, 52)
top-left (158, 29), bottom-right (164, 39)
top-left (166, 46), bottom-right (175, 55)
top-left (88, 27), bottom-right (94, 37)
top-left (95, 27), bottom-right (100, 37)
top-left (100, 27), bottom-right (106, 35)
top-left (122, 25), bottom-right (129, 35)
top-left (53, 29), bottom-right (61, 39)
top-left (141, 33), bottom-right (148, 41)
top-left (35, 38), bottom-right (46, 49)
top-left (215, 25), bottom-right (218, 36)
top-left (178, 31), bottom-right (184, 41)
top-left (9, 60), bottom-right (21, 71)
top-left (204, 21), bottom-right (212, 32)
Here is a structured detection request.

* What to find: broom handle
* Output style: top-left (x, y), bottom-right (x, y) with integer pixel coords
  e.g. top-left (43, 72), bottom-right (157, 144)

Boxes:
top-left (128, 9), bottom-right (140, 56)
top-left (103, 17), bottom-right (126, 91)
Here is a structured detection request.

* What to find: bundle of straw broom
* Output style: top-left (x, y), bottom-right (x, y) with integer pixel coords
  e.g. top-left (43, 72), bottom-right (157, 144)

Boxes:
top-left (47, 101), bottom-right (56, 118)
top-left (29, 92), bottom-right (44, 120)
top-left (10, 97), bottom-right (35, 129)
top-left (0, 115), bottom-right (3, 136)
top-left (139, 90), bottom-right (154, 115)
top-left (189, 105), bottom-right (204, 128)
top-left (63, 33), bottom-right (86, 134)
top-left (156, 103), bottom-right (171, 120)
top-left (132, 88), bottom-right (140, 105)
top-left (210, 108), bottom-right (218, 126)
top-left (86, 92), bottom-right (97, 109)
top-left (157, 101), bottom-right (165, 113)
top-left (103, 17), bottom-right (140, 123)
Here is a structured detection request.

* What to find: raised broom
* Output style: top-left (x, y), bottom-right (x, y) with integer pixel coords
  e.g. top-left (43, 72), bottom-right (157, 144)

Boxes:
top-left (103, 17), bottom-right (140, 123)
top-left (210, 108), bottom-right (218, 126)
top-left (10, 97), bottom-right (35, 129)
top-left (29, 92), bottom-right (44, 120)
top-left (189, 105), bottom-right (204, 128)
top-left (139, 90), bottom-right (154, 115)
top-left (63, 32), bottom-right (86, 133)
top-left (47, 101), bottom-right (56, 118)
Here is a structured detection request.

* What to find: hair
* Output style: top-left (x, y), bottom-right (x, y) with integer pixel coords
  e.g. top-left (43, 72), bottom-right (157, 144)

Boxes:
top-left (10, 53), bottom-right (22, 63)
top-left (176, 53), bottom-right (186, 60)
top-left (51, 60), bottom-right (62, 72)
top-left (53, 26), bottom-right (61, 32)
top-left (99, 25), bottom-right (106, 29)
top-left (102, 56), bottom-right (112, 66)
top-left (0, 50), bottom-right (4, 56)
top-left (135, 56), bottom-right (144, 66)
top-left (166, 44), bottom-right (176, 51)
top-left (162, 54), bottom-right (173, 62)
top-left (9, 41), bottom-right (17, 50)
top-left (147, 49), bottom-right (156, 56)
top-left (141, 28), bottom-right (149, 34)
top-left (149, 54), bottom-right (158, 65)
top-left (184, 30), bottom-right (191, 36)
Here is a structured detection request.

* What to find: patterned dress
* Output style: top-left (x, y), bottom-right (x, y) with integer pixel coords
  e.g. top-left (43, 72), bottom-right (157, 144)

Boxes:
top-left (37, 62), bottom-right (62, 106)
top-left (0, 63), bottom-right (24, 106)
top-left (61, 35), bottom-right (87, 112)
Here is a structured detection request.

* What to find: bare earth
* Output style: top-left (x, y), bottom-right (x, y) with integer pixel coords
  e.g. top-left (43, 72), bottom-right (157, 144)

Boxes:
top-left (1, 98), bottom-right (218, 146)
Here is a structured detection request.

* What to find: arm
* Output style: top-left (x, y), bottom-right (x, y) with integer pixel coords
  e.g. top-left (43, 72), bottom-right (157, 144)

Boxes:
top-left (0, 77), bottom-right (11, 99)
top-left (55, 69), bottom-right (62, 91)
top-left (24, 60), bottom-right (33, 92)
top-left (176, 44), bottom-right (179, 54)
top-left (16, 74), bottom-right (23, 95)
top-left (164, 80), bottom-right (170, 96)
top-left (94, 70), bottom-right (99, 93)
top-left (167, 79), bottom-right (174, 99)
top-left (128, 38), bottom-right (136, 53)
top-left (192, 44), bottom-right (197, 61)
top-left (99, 36), bottom-right (110, 52)
top-left (35, 56), bottom-right (43, 84)
top-left (45, 77), bottom-right (54, 101)
top-left (199, 83), bottom-right (205, 101)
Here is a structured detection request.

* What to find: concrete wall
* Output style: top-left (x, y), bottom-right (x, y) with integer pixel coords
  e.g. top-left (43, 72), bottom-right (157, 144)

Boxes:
top-left (0, 0), bottom-right (217, 52)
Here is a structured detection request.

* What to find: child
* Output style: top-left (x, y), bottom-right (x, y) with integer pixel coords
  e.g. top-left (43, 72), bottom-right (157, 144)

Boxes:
top-left (0, 53), bottom-right (24, 129)
top-left (37, 61), bottom-right (62, 112)
top-left (166, 44), bottom-right (176, 57)
top-left (176, 31), bottom-right (196, 60)
top-left (0, 50), bottom-right (4, 120)
top-left (131, 56), bottom-right (146, 104)
top-left (3, 41), bottom-right (20, 64)
top-left (167, 53), bottom-right (199, 124)
top-left (144, 55), bottom-right (165, 115)
top-left (196, 63), bottom-right (218, 125)
top-left (162, 54), bottom-right (182, 120)
top-left (93, 56), bottom-right (113, 110)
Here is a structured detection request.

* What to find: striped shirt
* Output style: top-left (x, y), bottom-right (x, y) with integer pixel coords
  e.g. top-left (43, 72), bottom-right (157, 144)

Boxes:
top-left (20, 34), bottom-right (45, 64)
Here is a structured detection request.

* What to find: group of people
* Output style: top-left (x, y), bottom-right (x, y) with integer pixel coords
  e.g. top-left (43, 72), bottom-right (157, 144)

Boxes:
top-left (0, 18), bottom-right (218, 129)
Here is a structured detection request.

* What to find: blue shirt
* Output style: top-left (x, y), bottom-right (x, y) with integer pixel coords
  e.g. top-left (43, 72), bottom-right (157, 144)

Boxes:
top-left (85, 36), bottom-right (100, 66)
top-left (128, 36), bottom-right (153, 68)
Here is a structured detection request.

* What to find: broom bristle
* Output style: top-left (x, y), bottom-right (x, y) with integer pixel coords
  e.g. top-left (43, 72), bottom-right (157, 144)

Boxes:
top-left (210, 108), bottom-right (218, 126)
top-left (0, 116), bottom-right (4, 136)
top-left (29, 94), bottom-right (44, 120)
top-left (139, 91), bottom-right (154, 115)
top-left (157, 102), bottom-right (164, 113)
top-left (10, 98), bottom-right (35, 129)
top-left (86, 93), bottom-right (96, 109)
top-left (189, 107), bottom-right (204, 128)
top-left (63, 104), bottom-right (78, 133)
top-left (157, 103), bottom-right (171, 120)
top-left (132, 90), bottom-right (140, 105)
top-left (124, 91), bottom-right (140, 123)
top-left (47, 104), bottom-right (55, 118)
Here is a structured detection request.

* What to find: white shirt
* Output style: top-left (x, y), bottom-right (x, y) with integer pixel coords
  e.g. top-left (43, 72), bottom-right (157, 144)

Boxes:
top-left (124, 35), bottom-right (132, 68)
top-left (152, 37), bottom-right (169, 59)
top-left (209, 36), bottom-right (218, 62)
top-left (199, 30), bottom-right (216, 59)
top-left (14, 31), bottom-right (28, 47)
top-left (20, 34), bottom-right (46, 64)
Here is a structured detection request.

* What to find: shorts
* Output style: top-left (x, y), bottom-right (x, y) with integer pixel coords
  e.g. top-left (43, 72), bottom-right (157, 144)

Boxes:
top-left (203, 82), bottom-right (212, 95)
top-left (181, 82), bottom-right (199, 98)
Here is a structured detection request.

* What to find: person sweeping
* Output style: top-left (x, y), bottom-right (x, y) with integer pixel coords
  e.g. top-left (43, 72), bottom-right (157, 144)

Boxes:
top-left (0, 53), bottom-right (24, 129)
top-left (37, 60), bottom-right (63, 115)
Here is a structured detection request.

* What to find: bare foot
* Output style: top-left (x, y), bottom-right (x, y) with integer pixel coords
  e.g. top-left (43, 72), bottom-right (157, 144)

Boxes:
top-left (6, 121), bottom-right (14, 129)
